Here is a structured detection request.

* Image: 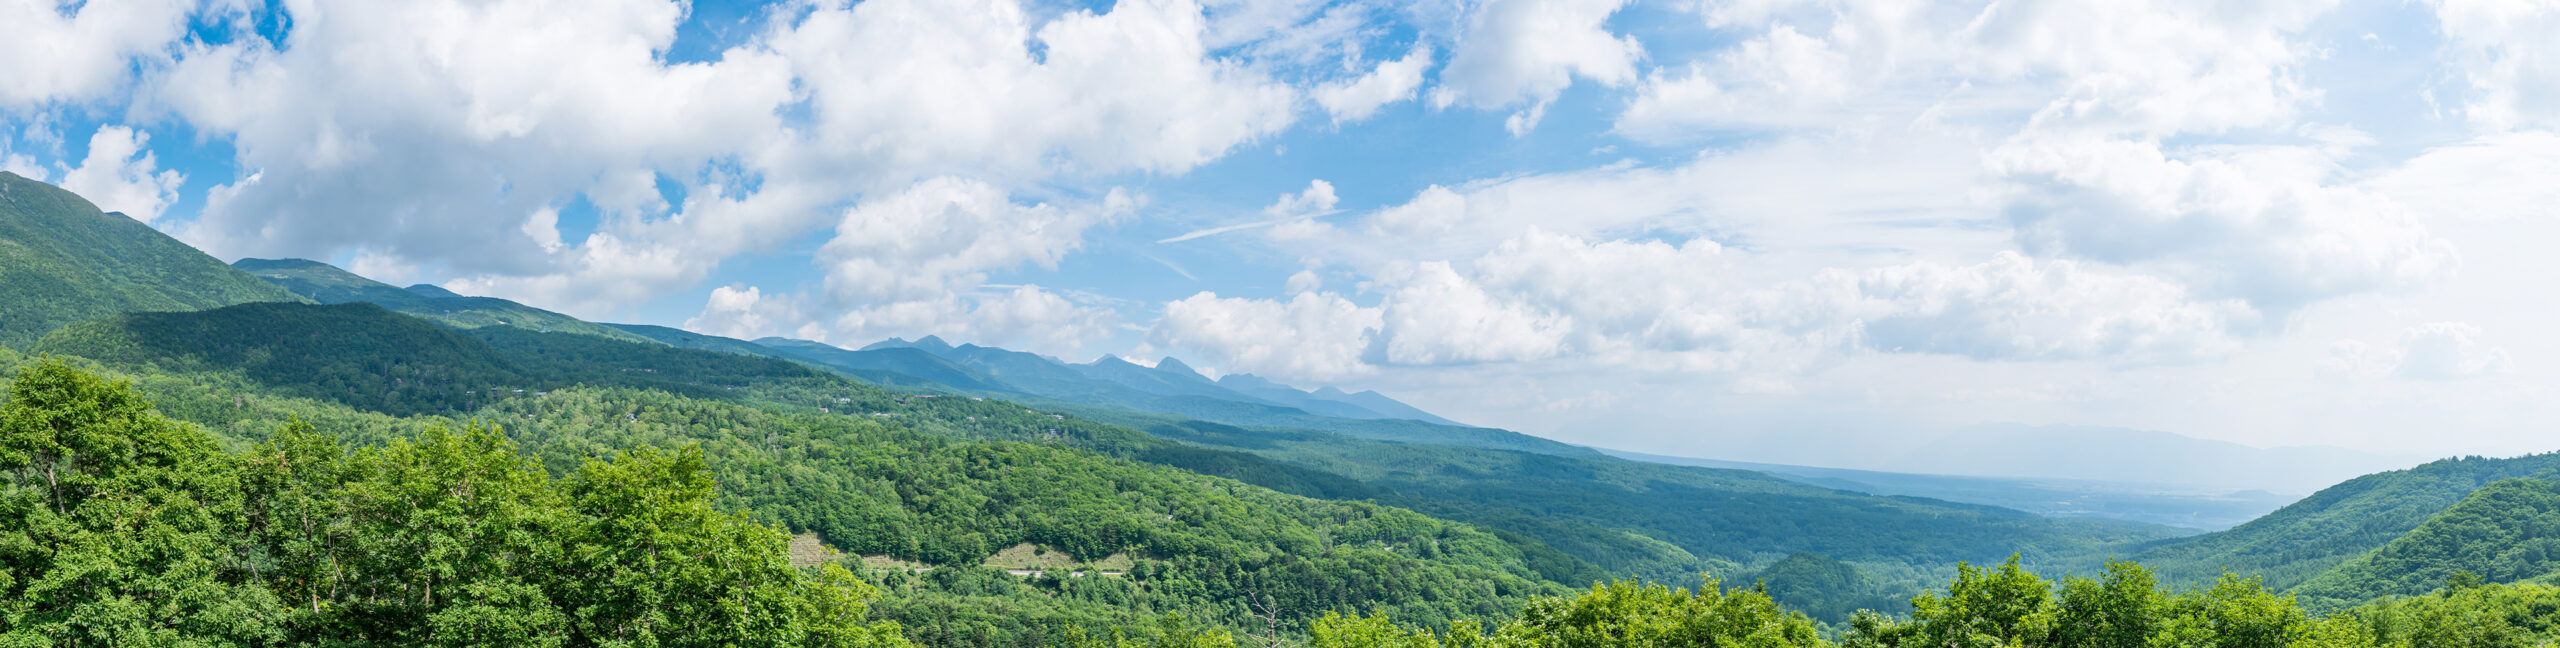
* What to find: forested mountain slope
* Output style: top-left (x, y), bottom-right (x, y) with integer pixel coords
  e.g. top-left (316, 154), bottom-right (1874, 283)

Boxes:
top-left (0, 346), bottom-right (1565, 645)
top-left (35, 302), bottom-right (536, 416)
top-left (27, 298), bottom-right (2188, 626)
top-left (235, 257), bottom-right (654, 343)
top-left (2290, 477), bottom-right (2560, 610)
top-left (2134, 452), bottom-right (2560, 591)
top-left (0, 171), bottom-right (300, 346)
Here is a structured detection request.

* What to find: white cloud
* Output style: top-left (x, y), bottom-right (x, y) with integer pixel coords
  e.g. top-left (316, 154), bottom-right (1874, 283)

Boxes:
top-left (771, 0), bottom-right (1300, 179)
top-left (1431, 0), bottom-right (1642, 133)
top-left (2428, 0), bottom-right (2560, 131)
top-left (2332, 322), bottom-right (2511, 381)
top-left (1816, 252), bottom-right (2253, 363)
top-left (1377, 260), bottom-right (1572, 364)
top-left (1150, 290), bottom-right (1383, 381)
top-left (1367, 184), bottom-right (1468, 237)
top-left (2368, 131), bottom-right (2560, 222)
top-left (820, 177), bottom-right (1130, 306)
top-left (57, 126), bottom-right (183, 223)
top-left (1624, 0), bottom-right (2334, 140)
top-left (674, 177), bottom-right (1137, 356)
top-left (1314, 44), bottom-right (1433, 123)
top-left (0, 0), bottom-right (195, 109)
top-left (1989, 135), bottom-right (2456, 310)
top-left (124, 0), bottom-right (1299, 324)
top-left (160, 0), bottom-right (800, 289)
top-left (1284, 268), bottom-right (1324, 294)
top-left (684, 284), bottom-right (804, 340)
top-left (2393, 322), bottom-right (2509, 381)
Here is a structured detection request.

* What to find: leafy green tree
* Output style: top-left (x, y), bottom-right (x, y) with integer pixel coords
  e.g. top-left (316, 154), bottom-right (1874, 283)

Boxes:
top-left (1309, 612), bottom-right (1443, 648)
top-left (1482, 578), bottom-right (1825, 648)
top-left (1907, 556), bottom-right (2052, 648)
top-left (2049, 560), bottom-right (2165, 648)
top-left (0, 358), bottom-right (281, 646)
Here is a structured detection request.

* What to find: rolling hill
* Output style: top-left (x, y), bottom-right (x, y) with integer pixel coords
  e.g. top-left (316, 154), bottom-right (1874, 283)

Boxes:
top-left (2289, 477), bottom-right (2560, 610)
top-left (27, 288), bottom-right (2192, 623)
top-left (0, 171), bottom-right (301, 346)
top-left (234, 257), bottom-right (654, 344)
top-left (2133, 452), bottom-right (2560, 591)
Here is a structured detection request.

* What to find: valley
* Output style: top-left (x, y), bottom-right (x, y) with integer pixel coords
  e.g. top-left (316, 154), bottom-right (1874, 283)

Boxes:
top-left (9, 169), bottom-right (2560, 646)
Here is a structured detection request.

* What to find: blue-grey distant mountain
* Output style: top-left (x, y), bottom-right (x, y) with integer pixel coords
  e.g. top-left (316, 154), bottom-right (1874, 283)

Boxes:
top-left (1602, 449), bottom-right (2296, 530)
top-left (1078, 355), bottom-right (1262, 402)
top-left (604, 322), bottom-right (795, 358)
top-left (1214, 373), bottom-right (1466, 426)
top-left (1674, 422), bottom-right (2416, 495)
top-left (818, 336), bottom-right (1563, 454)
top-left (755, 337), bottom-right (1020, 393)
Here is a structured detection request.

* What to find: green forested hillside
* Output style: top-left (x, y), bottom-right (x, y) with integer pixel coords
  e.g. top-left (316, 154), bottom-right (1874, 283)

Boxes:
top-left (2290, 478), bottom-right (2560, 610)
top-left (0, 359), bottom-right (909, 647)
top-left (0, 348), bottom-right (1568, 645)
top-left (2135, 453), bottom-right (2560, 591)
top-left (0, 171), bottom-right (301, 346)
top-left (34, 302), bottom-right (536, 415)
top-left (235, 257), bottom-right (654, 344)
top-left (607, 322), bottom-right (801, 357)
top-left (26, 300), bottom-right (2192, 627)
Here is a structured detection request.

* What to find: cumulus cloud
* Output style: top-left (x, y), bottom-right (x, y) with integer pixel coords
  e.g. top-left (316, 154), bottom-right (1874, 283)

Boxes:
top-left (106, 0), bottom-right (1306, 324)
top-left (159, 0), bottom-right (800, 292)
top-left (685, 285), bottom-right (809, 341)
top-left (2428, 0), bottom-right (2560, 131)
top-left (821, 177), bottom-right (1131, 306)
top-left (2367, 132), bottom-right (2560, 223)
top-left (1989, 135), bottom-right (2456, 310)
top-left (1816, 253), bottom-right (2253, 362)
top-left (674, 178), bottom-right (1134, 356)
top-left (1150, 290), bottom-right (1382, 381)
top-left (1152, 228), bottom-right (2256, 380)
top-left (1376, 260), bottom-right (1573, 364)
top-left (1623, 0), bottom-right (2332, 139)
top-left (1314, 44), bottom-right (1433, 123)
top-left (57, 126), bottom-right (183, 223)
top-left (771, 0), bottom-right (1300, 178)
top-left (1432, 0), bottom-right (1643, 134)
top-left (0, 0), bottom-right (195, 109)
top-left (2330, 322), bottom-right (2511, 381)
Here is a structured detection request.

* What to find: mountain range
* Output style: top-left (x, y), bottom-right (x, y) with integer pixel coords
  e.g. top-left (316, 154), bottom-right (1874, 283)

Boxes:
top-left (11, 169), bottom-right (2560, 635)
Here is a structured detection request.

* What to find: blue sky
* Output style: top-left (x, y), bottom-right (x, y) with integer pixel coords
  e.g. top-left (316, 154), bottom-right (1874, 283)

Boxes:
top-left (7, 0), bottom-right (2560, 461)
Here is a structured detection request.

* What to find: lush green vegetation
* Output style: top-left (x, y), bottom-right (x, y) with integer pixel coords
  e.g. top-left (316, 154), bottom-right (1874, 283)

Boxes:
top-left (2291, 478), bottom-right (2560, 610)
top-left (34, 302), bottom-right (536, 416)
top-left (1123, 414), bottom-right (2184, 599)
top-left (2135, 453), bottom-right (2560, 592)
top-left (0, 347), bottom-right (1570, 646)
top-left (0, 171), bottom-right (301, 346)
top-left (236, 257), bottom-right (655, 344)
top-left (0, 359), bottom-right (907, 647)
top-left (24, 300), bottom-right (2197, 628)
top-left (1313, 557), bottom-right (2560, 648)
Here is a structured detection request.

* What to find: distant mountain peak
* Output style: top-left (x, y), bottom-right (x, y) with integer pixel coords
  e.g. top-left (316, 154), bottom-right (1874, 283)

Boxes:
top-left (1312, 386), bottom-right (1351, 398)
top-left (1153, 356), bottom-right (1200, 377)
top-left (912, 335), bottom-right (954, 351)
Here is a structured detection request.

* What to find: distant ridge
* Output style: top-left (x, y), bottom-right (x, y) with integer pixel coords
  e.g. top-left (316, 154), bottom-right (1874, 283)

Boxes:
top-left (2136, 451), bottom-right (2560, 592)
top-left (234, 257), bottom-right (653, 344)
top-left (0, 171), bottom-right (303, 346)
